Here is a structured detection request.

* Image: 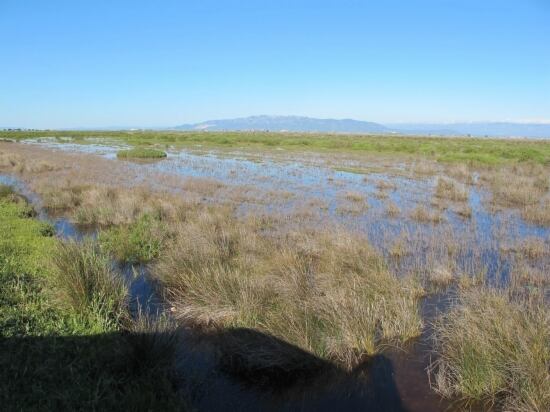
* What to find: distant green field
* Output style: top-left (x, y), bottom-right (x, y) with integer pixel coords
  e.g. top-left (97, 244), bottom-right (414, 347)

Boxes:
top-left (2, 130), bottom-right (550, 165)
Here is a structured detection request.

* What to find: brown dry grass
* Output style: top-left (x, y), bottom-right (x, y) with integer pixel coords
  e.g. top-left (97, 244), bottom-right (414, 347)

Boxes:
top-left (385, 201), bottom-right (400, 218)
top-left (410, 205), bottom-right (444, 224)
top-left (154, 212), bottom-right (424, 368)
top-left (435, 177), bottom-right (469, 202)
top-left (522, 199), bottom-right (550, 227)
top-left (481, 165), bottom-right (549, 208)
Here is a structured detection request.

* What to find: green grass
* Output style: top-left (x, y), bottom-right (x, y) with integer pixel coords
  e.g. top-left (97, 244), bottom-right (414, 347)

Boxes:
top-left (3, 129), bottom-right (550, 164)
top-left (0, 197), bottom-right (185, 410)
top-left (116, 147), bottom-right (167, 159)
top-left (99, 213), bottom-right (169, 264)
top-left (52, 239), bottom-right (129, 331)
top-left (430, 288), bottom-right (550, 411)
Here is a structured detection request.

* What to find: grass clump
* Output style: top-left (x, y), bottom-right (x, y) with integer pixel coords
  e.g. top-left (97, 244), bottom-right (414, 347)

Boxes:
top-left (99, 213), bottom-right (169, 263)
top-left (116, 148), bottom-right (167, 159)
top-left (154, 209), bottom-right (424, 368)
top-left (410, 205), bottom-right (444, 224)
top-left (52, 239), bottom-right (128, 331)
top-left (47, 185), bottom-right (183, 226)
top-left (435, 177), bottom-right (468, 202)
top-left (522, 199), bottom-right (550, 227)
top-left (430, 288), bottom-right (550, 411)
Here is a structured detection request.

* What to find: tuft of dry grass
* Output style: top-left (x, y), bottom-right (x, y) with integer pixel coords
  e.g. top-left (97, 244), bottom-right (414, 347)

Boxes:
top-left (522, 199), bottom-right (550, 227)
top-left (342, 191), bottom-right (366, 202)
top-left (410, 205), bottom-right (444, 224)
top-left (454, 203), bottom-right (472, 219)
top-left (376, 179), bottom-right (397, 191)
top-left (41, 184), bottom-right (193, 226)
top-left (412, 161), bottom-right (439, 177)
top-left (444, 163), bottom-right (474, 184)
top-left (0, 151), bottom-right (23, 169)
top-left (430, 288), bottom-right (550, 411)
top-left (385, 201), bottom-right (400, 218)
top-left (487, 172), bottom-right (548, 208)
top-left (426, 265), bottom-right (454, 291)
top-left (515, 237), bottom-right (548, 260)
top-left (435, 177), bottom-right (469, 202)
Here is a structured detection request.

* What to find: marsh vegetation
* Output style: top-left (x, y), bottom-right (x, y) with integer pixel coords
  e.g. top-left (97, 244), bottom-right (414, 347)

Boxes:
top-left (0, 132), bottom-right (549, 411)
top-left (117, 147), bottom-right (168, 159)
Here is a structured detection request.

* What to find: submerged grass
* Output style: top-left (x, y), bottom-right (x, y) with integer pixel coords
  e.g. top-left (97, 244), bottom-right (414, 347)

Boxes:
top-left (430, 288), bottom-right (550, 411)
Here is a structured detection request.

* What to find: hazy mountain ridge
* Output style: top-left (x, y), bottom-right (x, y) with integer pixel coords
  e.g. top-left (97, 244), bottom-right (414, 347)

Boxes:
top-left (174, 116), bottom-right (550, 138)
top-left (4, 117), bottom-right (550, 138)
top-left (174, 115), bottom-right (389, 133)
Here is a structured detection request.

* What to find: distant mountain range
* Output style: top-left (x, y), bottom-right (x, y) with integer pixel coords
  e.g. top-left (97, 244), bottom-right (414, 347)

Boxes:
top-left (174, 115), bottom-right (550, 138)
top-left (174, 115), bottom-right (389, 134)
top-left (5, 116), bottom-right (550, 138)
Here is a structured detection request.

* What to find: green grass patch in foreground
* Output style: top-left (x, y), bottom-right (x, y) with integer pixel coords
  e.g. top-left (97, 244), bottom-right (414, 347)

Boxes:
top-left (430, 288), bottom-right (550, 411)
top-left (0, 198), bottom-right (184, 410)
top-left (116, 147), bottom-right (167, 159)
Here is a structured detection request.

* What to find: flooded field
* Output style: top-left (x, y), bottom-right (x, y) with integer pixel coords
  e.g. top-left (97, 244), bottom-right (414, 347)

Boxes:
top-left (18, 137), bottom-right (550, 283)
top-left (1, 137), bottom-right (549, 411)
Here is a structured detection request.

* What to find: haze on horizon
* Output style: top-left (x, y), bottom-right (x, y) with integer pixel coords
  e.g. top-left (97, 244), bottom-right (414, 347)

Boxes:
top-left (1, 0), bottom-right (549, 129)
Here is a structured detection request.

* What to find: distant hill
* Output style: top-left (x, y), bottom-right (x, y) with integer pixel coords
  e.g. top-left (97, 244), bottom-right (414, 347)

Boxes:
top-left (174, 115), bottom-right (389, 133)
top-left (173, 116), bottom-right (550, 138)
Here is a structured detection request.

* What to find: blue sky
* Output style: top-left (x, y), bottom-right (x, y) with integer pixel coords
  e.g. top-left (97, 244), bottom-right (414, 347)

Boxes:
top-left (1, 0), bottom-right (549, 128)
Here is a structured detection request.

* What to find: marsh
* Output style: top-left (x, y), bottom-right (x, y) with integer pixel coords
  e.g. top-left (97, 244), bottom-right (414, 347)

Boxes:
top-left (0, 132), bottom-right (549, 411)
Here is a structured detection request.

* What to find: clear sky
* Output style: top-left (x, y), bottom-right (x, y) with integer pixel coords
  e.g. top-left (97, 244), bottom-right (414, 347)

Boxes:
top-left (1, 0), bottom-right (549, 128)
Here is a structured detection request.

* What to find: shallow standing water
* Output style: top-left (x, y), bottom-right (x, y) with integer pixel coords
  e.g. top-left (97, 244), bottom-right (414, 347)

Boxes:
top-left (4, 139), bottom-right (550, 411)
top-left (21, 138), bottom-right (550, 283)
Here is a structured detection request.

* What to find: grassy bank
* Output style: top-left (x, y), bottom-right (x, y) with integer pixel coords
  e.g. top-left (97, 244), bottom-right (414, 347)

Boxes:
top-left (2, 129), bottom-right (550, 164)
top-left (0, 192), bottom-right (184, 410)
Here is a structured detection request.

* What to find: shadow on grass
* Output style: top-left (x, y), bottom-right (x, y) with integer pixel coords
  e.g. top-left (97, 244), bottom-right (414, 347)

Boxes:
top-left (0, 331), bottom-right (185, 411)
top-left (1, 327), bottom-right (405, 412)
